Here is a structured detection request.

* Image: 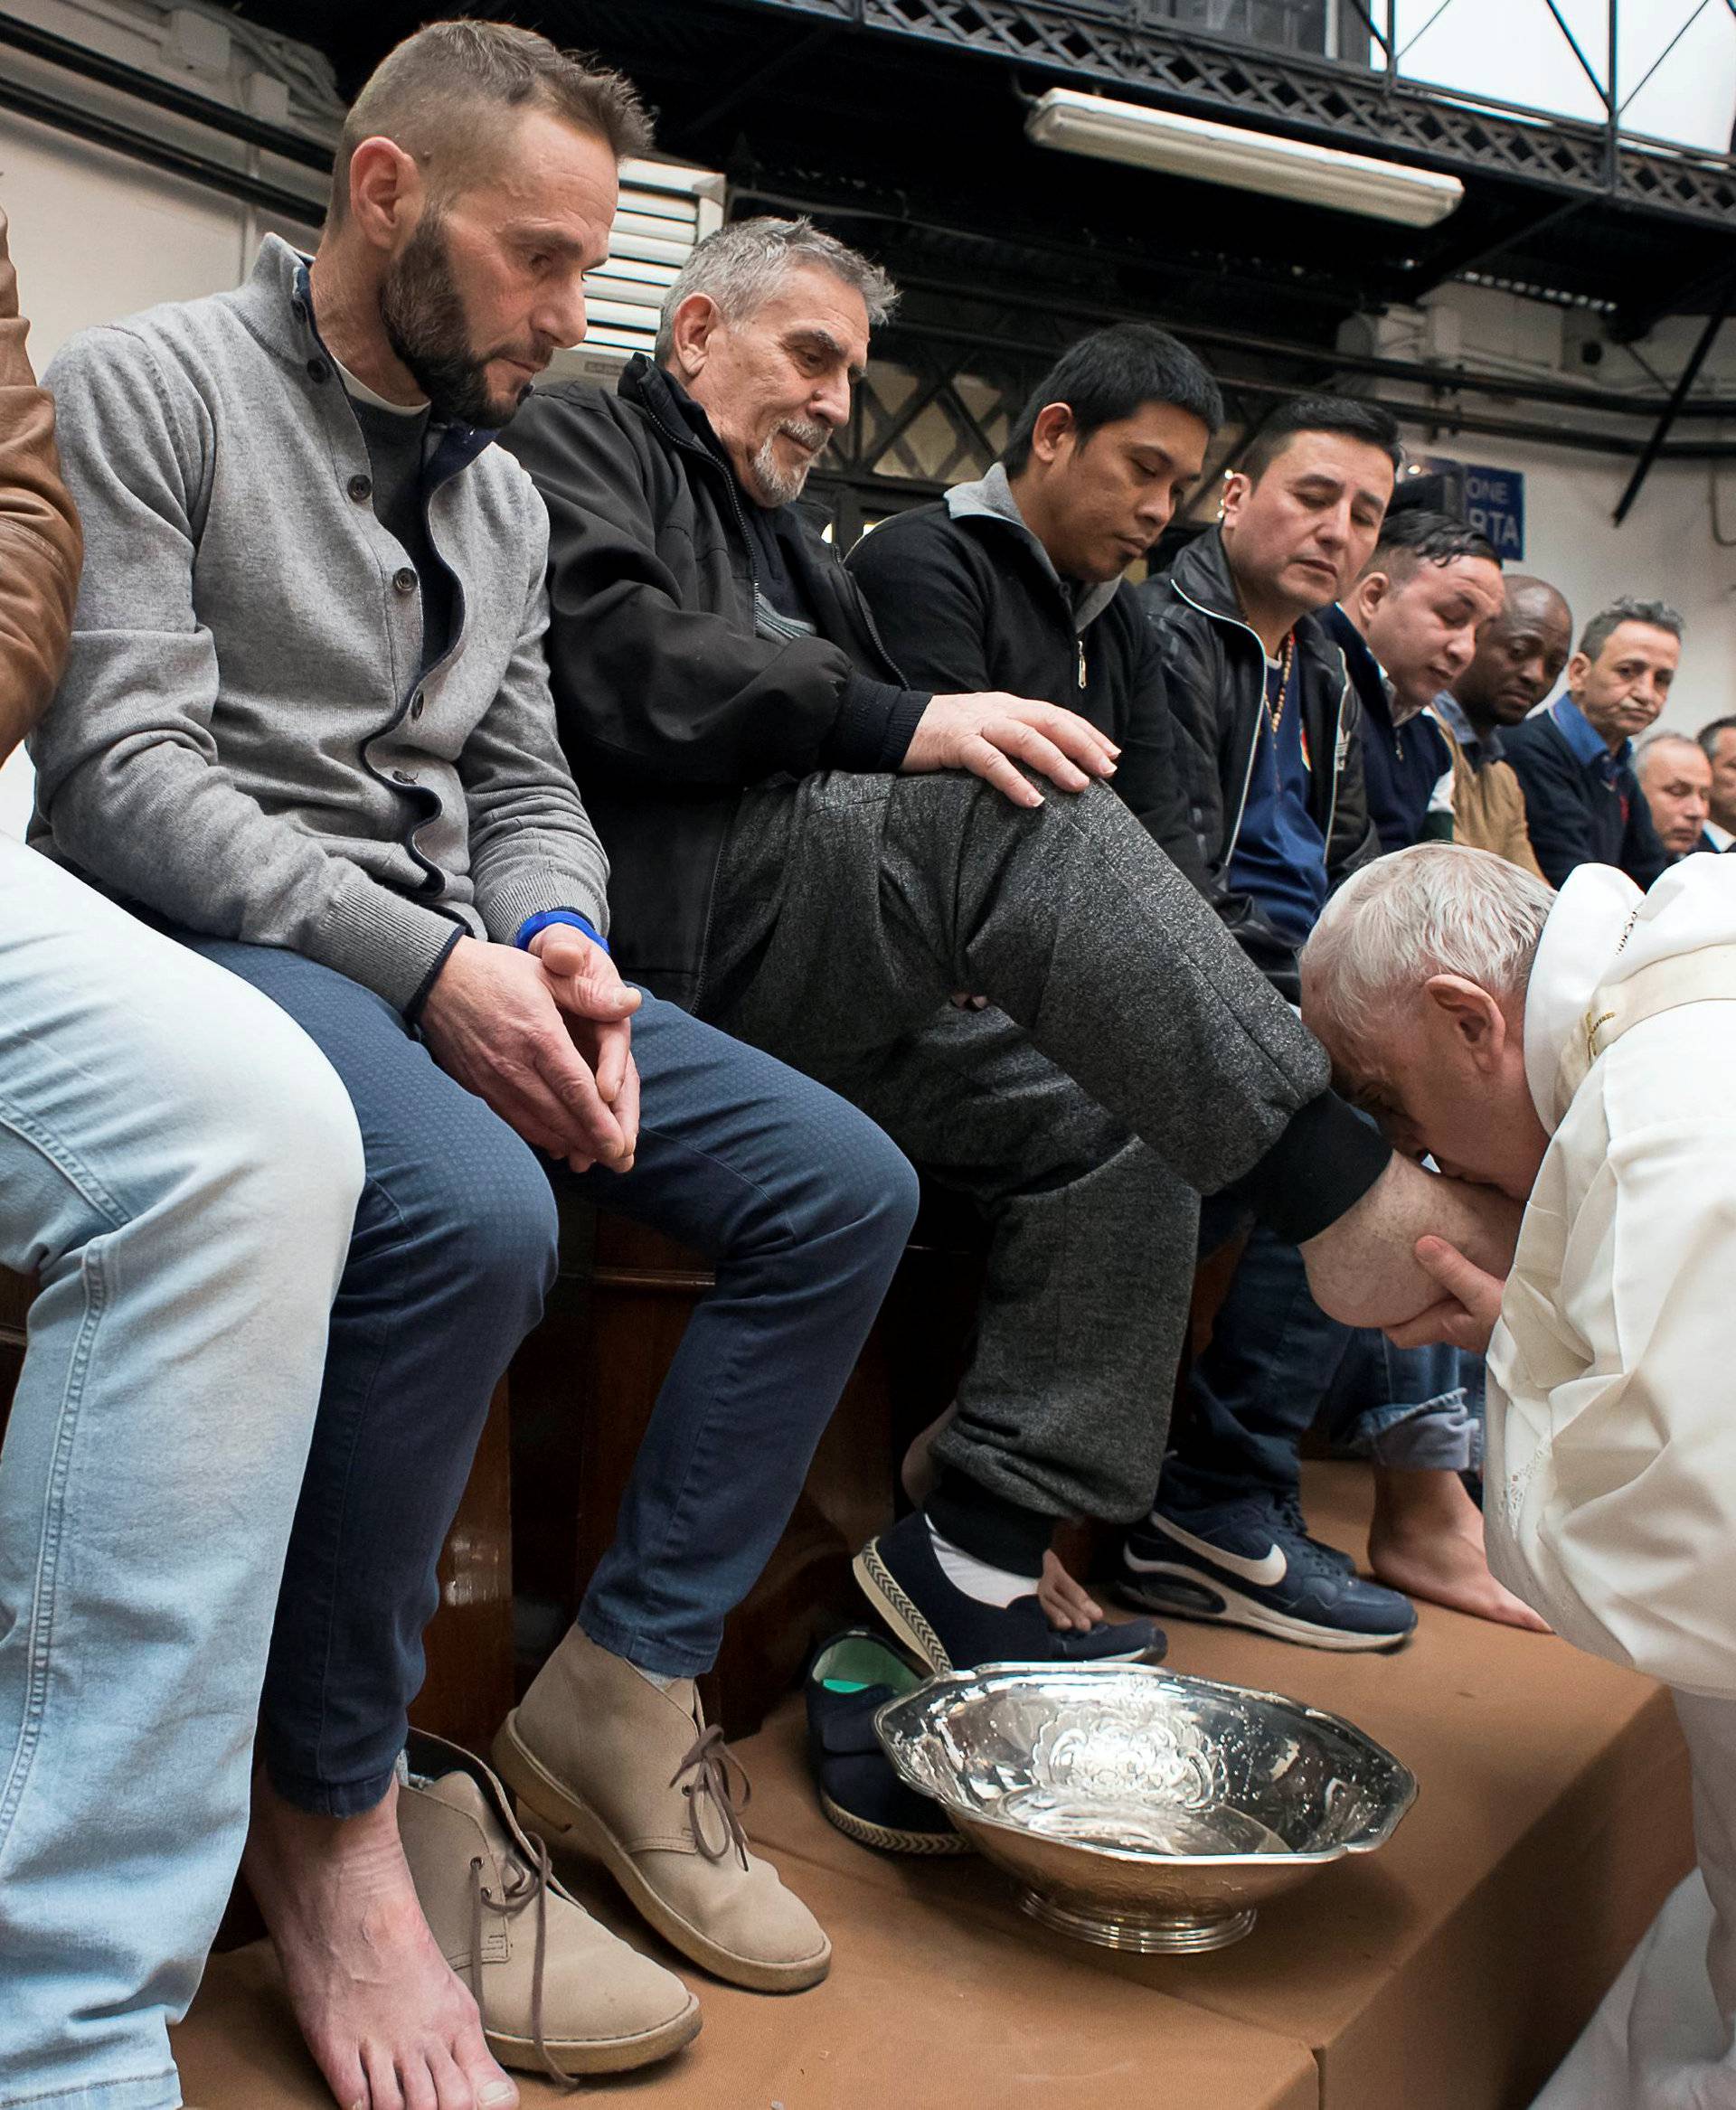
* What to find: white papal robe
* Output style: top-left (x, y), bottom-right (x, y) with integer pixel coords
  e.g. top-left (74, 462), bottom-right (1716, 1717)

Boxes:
top-left (1483, 855), bottom-right (1736, 2107)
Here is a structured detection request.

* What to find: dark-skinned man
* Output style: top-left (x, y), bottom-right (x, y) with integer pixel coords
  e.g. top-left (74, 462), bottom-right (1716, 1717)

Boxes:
top-left (1431, 571), bottom-right (1571, 877)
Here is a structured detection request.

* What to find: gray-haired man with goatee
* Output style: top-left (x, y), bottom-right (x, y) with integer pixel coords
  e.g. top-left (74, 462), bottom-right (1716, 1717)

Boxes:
top-left (503, 216), bottom-right (1525, 1719)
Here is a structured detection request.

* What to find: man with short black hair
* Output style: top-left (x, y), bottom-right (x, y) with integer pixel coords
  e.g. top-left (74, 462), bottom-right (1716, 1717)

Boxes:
top-left (1143, 393), bottom-right (1393, 994)
top-left (1326, 509), bottom-right (1504, 854)
top-left (1130, 408), bottom-right (1537, 1644)
top-left (1697, 714), bottom-right (1736, 850)
top-left (1502, 597), bottom-right (1680, 889)
top-left (847, 322), bottom-right (1222, 871)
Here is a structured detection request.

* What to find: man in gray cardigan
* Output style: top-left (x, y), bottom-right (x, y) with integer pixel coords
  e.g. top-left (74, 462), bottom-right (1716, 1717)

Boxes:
top-left (33, 24), bottom-right (920, 2107)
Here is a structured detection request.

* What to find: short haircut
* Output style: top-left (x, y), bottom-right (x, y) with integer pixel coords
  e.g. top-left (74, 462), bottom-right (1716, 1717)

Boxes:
top-left (1698, 713), bottom-right (1736, 760)
top-left (1301, 843), bottom-right (1553, 1063)
top-left (1579, 596), bottom-right (1685, 663)
top-left (1242, 394), bottom-right (1402, 484)
top-left (328, 21), bottom-right (652, 224)
top-left (1637, 730), bottom-right (1705, 770)
top-left (656, 216), bottom-right (897, 362)
top-left (1363, 506), bottom-right (1497, 586)
top-left (1001, 324), bottom-right (1224, 478)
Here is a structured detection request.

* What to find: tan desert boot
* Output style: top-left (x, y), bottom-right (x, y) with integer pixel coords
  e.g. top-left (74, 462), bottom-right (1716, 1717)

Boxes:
top-left (494, 1626), bottom-right (831, 1993)
top-left (398, 1730), bottom-right (700, 2077)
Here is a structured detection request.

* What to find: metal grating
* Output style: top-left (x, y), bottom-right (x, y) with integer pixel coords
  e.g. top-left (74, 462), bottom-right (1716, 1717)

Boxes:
top-left (712, 0), bottom-right (1736, 229)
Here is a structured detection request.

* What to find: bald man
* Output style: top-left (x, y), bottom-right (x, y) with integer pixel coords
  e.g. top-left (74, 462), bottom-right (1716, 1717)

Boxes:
top-left (1637, 731), bottom-right (1713, 861)
top-left (1431, 573), bottom-right (1572, 879)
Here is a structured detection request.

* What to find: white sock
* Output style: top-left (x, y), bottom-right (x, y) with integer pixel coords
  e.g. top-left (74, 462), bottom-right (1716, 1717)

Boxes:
top-left (629, 1661), bottom-right (676, 1691)
top-left (927, 1520), bottom-right (1040, 1608)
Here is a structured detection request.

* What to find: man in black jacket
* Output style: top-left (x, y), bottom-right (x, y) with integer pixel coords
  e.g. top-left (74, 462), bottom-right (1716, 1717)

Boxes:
top-left (846, 322), bottom-right (1213, 882)
top-left (504, 221), bottom-right (1524, 1680)
top-left (1129, 398), bottom-right (1425, 1651)
top-left (1502, 597), bottom-right (1678, 889)
top-left (1145, 400), bottom-right (1386, 996)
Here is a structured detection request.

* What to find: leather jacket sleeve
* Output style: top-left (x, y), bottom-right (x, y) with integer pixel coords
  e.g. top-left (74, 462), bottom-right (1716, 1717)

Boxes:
top-left (0, 210), bottom-right (82, 766)
top-left (505, 387), bottom-right (883, 787)
top-left (1324, 678), bottom-right (1382, 885)
top-left (1155, 598), bottom-right (1312, 997)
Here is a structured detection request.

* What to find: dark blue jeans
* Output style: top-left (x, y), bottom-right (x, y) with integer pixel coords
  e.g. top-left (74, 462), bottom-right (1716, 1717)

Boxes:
top-left (178, 939), bottom-right (918, 1817)
top-left (1165, 1220), bottom-right (1467, 1509)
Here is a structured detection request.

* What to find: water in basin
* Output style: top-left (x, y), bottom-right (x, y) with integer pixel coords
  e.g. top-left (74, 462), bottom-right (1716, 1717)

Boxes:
top-left (999, 1784), bottom-right (1293, 1857)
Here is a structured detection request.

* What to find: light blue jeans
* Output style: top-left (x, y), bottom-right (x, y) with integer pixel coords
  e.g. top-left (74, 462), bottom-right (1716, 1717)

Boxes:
top-left (0, 841), bottom-right (363, 2110)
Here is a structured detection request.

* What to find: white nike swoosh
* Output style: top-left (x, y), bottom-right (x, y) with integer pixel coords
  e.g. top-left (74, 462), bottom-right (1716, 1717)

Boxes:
top-left (1127, 1520), bottom-right (1288, 1590)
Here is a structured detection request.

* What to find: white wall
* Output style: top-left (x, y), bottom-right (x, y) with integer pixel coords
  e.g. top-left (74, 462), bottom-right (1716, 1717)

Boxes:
top-left (1391, 0), bottom-right (1736, 154)
top-left (1, 108), bottom-right (318, 835)
top-left (1401, 432), bottom-right (1736, 736)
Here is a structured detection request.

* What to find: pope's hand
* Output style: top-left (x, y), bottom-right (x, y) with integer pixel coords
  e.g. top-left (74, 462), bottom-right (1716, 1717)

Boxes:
top-left (1382, 1235), bottom-right (1505, 1353)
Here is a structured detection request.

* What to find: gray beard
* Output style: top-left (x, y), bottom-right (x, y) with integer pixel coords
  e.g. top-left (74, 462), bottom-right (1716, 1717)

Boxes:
top-left (750, 420), bottom-right (828, 506)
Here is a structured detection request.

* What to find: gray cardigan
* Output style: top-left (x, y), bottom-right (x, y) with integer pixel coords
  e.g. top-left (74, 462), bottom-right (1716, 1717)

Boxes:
top-left (33, 236), bottom-right (609, 1015)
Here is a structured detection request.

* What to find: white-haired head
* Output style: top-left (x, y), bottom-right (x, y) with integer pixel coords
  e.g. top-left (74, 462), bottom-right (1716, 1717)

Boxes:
top-left (1300, 844), bottom-right (1554, 1067)
top-left (655, 216), bottom-right (897, 363)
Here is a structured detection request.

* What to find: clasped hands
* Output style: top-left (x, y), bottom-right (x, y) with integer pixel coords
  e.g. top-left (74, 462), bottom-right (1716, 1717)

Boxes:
top-left (420, 925), bottom-right (640, 1174)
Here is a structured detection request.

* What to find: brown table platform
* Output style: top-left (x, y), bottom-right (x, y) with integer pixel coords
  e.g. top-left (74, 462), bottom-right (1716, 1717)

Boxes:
top-left (173, 1465), bottom-right (1693, 2110)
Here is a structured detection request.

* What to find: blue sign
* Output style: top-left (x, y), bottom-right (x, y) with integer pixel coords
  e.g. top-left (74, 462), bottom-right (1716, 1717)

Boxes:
top-left (1462, 464), bottom-right (1525, 562)
top-left (1419, 455), bottom-right (1525, 561)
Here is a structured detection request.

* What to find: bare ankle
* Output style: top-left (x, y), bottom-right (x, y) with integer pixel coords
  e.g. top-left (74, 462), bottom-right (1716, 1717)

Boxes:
top-left (1372, 1465), bottom-right (1481, 1540)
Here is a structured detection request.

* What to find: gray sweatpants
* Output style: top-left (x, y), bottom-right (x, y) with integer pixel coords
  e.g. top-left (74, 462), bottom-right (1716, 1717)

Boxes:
top-left (702, 768), bottom-right (1328, 1524)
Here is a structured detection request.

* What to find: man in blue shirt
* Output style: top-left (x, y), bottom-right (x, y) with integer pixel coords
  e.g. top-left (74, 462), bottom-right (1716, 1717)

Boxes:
top-left (1326, 510), bottom-right (1504, 853)
top-left (1503, 598), bottom-right (1680, 889)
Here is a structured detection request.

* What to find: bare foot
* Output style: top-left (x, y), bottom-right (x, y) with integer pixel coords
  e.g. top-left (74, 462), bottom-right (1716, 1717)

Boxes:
top-left (1368, 1466), bottom-right (1551, 1633)
top-left (900, 1401), bottom-right (958, 1508)
top-left (244, 1770), bottom-right (519, 2110)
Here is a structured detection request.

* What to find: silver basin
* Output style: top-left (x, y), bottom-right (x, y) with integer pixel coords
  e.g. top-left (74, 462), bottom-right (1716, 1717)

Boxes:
top-left (874, 1662), bottom-right (1416, 1954)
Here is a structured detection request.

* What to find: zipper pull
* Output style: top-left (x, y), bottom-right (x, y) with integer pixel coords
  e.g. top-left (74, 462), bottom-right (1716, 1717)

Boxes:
top-left (1077, 639), bottom-right (1087, 690)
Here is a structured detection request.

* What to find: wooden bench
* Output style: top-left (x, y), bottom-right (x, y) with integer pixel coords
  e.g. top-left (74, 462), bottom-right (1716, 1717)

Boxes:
top-left (0, 1187), bottom-right (986, 1755)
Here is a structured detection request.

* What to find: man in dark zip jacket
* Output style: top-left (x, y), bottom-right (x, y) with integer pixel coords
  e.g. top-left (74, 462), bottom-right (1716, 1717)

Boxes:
top-left (845, 323), bottom-right (1212, 888)
top-left (1127, 397), bottom-right (1427, 1652)
top-left (505, 222), bottom-right (1528, 1685)
top-left (1144, 439), bottom-right (1382, 1001)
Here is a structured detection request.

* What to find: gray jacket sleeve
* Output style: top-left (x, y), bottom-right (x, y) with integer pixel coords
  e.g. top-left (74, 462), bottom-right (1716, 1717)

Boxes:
top-left (458, 501), bottom-right (610, 947)
top-left (33, 327), bottom-right (460, 1012)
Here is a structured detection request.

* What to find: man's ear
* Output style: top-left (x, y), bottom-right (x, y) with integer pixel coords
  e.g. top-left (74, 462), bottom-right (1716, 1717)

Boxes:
top-left (1423, 973), bottom-right (1507, 1070)
top-left (1564, 648), bottom-right (1590, 700)
top-left (1030, 400), bottom-right (1076, 469)
top-left (345, 137), bottom-right (423, 251)
top-left (1219, 467), bottom-right (1251, 530)
top-left (667, 292), bottom-right (722, 381)
top-left (1346, 567), bottom-right (1391, 628)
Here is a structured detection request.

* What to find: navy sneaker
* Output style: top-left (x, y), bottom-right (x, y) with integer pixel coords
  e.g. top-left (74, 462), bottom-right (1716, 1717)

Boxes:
top-left (805, 1630), bottom-right (970, 1856)
top-left (854, 1507), bottom-right (1165, 1673)
top-left (1117, 1493), bottom-right (1417, 1651)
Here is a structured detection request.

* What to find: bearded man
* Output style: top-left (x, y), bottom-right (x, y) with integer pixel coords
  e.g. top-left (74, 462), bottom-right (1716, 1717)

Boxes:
top-left (1300, 843), bottom-right (1736, 2107)
top-left (32, 24), bottom-right (930, 2109)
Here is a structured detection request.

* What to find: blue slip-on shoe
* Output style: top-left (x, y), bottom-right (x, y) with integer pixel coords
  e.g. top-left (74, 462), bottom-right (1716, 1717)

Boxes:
top-left (805, 1630), bottom-right (971, 1856)
top-left (1117, 1493), bottom-right (1416, 1651)
top-left (854, 1506), bottom-right (1165, 1673)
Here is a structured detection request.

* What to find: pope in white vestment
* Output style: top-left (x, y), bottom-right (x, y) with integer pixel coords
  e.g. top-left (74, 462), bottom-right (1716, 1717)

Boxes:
top-left (1299, 845), bottom-right (1736, 2110)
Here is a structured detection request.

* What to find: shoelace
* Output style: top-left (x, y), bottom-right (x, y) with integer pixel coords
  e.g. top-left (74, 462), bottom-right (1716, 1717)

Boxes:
top-left (468, 1832), bottom-right (578, 2090)
top-left (670, 1721), bottom-right (752, 1870)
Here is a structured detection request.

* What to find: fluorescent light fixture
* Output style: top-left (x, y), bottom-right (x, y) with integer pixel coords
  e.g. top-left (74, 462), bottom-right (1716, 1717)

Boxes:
top-left (1025, 87), bottom-right (1464, 229)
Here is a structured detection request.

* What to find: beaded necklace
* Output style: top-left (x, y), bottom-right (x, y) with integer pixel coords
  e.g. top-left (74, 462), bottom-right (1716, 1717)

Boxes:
top-left (1265, 631), bottom-right (1297, 734)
